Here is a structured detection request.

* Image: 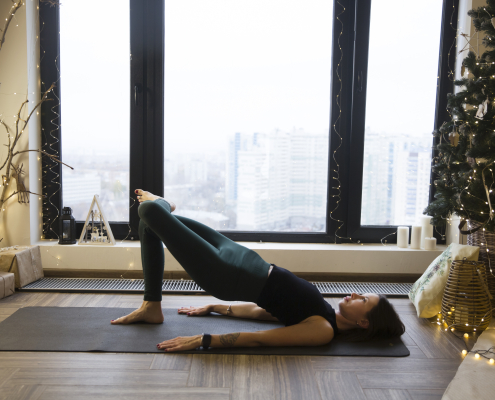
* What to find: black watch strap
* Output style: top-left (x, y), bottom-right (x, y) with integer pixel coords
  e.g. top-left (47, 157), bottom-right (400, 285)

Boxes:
top-left (202, 333), bottom-right (212, 350)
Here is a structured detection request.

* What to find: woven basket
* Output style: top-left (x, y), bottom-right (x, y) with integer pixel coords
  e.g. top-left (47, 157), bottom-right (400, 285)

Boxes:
top-left (441, 259), bottom-right (492, 333)
top-left (467, 220), bottom-right (495, 315)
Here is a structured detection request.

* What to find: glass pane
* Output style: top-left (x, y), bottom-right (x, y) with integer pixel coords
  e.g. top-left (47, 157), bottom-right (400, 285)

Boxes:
top-left (361, 0), bottom-right (443, 226)
top-left (164, 0), bottom-right (332, 232)
top-left (60, 1), bottom-right (130, 222)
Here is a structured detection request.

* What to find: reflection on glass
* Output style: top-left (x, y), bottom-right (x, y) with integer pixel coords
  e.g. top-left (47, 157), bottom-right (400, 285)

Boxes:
top-left (60, 1), bottom-right (130, 222)
top-left (361, 0), bottom-right (443, 226)
top-left (164, 0), bottom-right (332, 232)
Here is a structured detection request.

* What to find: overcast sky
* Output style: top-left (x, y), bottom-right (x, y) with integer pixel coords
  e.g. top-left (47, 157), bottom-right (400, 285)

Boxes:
top-left (60, 0), bottom-right (444, 157)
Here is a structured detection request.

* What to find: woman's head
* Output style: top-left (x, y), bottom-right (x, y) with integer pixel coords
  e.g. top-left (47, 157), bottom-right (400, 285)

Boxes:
top-left (338, 292), bottom-right (405, 341)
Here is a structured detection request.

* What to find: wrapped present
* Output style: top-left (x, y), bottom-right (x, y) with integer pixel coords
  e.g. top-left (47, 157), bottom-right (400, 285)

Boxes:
top-left (0, 245), bottom-right (43, 288)
top-left (0, 271), bottom-right (15, 299)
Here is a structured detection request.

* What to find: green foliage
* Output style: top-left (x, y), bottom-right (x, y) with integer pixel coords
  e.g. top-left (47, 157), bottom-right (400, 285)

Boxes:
top-left (425, 2), bottom-right (495, 232)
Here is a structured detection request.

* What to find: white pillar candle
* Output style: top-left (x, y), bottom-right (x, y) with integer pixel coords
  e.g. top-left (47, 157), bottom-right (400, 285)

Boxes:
top-left (420, 216), bottom-right (434, 249)
top-left (410, 225), bottom-right (422, 249)
top-left (397, 226), bottom-right (409, 248)
top-left (424, 237), bottom-right (437, 250)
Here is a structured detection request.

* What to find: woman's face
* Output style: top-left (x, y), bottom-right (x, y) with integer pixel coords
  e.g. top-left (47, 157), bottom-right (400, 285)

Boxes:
top-left (338, 292), bottom-right (380, 328)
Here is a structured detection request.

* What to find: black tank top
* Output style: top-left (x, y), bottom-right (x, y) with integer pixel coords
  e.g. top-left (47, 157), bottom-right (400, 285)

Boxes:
top-left (256, 264), bottom-right (339, 333)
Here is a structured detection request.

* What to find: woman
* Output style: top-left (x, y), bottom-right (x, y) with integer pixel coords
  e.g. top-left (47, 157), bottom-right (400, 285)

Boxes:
top-left (111, 189), bottom-right (405, 352)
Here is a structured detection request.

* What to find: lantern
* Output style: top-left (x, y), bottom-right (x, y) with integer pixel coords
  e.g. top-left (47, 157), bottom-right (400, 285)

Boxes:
top-left (59, 207), bottom-right (77, 244)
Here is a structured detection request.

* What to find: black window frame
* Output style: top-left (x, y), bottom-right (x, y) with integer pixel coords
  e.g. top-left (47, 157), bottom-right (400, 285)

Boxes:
top-left (40, 0), bottom-right (457, 244)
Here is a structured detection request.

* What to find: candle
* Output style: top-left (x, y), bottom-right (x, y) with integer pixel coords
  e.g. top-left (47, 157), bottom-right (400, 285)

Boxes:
top-left (397, 226), bottom-right (409, 248)
top-left (424, 237), bottom-right (437, 250)
top-left (410, 226), bottom-right (422, 249)
top-left (420, 216), bottom-right (434, 249)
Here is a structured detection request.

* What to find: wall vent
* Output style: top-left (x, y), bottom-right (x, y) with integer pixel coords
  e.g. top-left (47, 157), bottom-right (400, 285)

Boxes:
top-left (20, 278), bottom-right (412, 297)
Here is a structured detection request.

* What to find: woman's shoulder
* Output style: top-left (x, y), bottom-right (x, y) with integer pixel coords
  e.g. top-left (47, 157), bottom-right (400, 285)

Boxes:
top-left (299, 315), bottom-right (335, 342)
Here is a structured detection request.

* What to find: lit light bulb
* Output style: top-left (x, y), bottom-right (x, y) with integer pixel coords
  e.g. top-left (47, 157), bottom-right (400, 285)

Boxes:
top-left (490, 359), bottom-right (494, 364)
top-left (462, 350), bottom-right (467, 355)
top-left (464, 333), bottom-right (469, 338)
top-left (475, 353), bottom-right (480, 359)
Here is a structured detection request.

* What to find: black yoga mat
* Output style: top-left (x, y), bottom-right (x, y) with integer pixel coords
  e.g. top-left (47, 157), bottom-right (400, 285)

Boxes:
top-left (0, 307), bottom-right (409, 356)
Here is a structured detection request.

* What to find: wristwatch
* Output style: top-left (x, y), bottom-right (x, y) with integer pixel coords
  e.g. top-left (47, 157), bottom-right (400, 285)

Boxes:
top-left (201, 333), bottom-right (212, 350)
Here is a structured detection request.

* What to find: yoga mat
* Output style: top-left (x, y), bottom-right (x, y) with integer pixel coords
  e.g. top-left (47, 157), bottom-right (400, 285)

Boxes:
top-left (0, 307), bottom-right (410, 356)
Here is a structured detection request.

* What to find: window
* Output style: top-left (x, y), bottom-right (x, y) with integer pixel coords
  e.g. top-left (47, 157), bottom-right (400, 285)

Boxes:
top-left (164, 0), bottom-right (332, 233)
top-left (40, 0), bottom-right (458, 243)
top-left (60, 0), bottom-right (130, 222)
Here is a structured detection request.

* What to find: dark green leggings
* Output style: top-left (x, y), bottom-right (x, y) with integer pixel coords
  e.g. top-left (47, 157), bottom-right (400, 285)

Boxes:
top-left (138, 199), bottom-right (271, 302)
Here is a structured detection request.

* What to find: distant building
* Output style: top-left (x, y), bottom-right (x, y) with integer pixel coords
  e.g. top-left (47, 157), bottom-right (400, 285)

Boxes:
top-left (228, 129), bottom-right (328, 231)
top-left (361, 130), bottom-right (432, 226)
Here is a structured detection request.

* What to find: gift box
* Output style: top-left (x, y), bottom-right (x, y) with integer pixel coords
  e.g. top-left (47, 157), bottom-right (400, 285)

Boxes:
top-left (0, 271), bottom-right (15, 299)
top-left (0, 245), bottom-right (44, 288)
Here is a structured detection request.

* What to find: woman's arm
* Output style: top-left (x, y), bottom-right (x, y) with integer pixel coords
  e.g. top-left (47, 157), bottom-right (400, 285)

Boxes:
top-left (182, 303), bottom-right (279, 321)
top-left (157, 316), bottom-right (334, 352)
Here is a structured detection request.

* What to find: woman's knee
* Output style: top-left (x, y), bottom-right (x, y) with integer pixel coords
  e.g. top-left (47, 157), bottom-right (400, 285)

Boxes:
top-left (137, 200), bottom-right (161, 222)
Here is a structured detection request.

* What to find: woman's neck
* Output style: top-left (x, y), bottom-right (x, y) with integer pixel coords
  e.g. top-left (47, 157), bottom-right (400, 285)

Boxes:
top-left (335, 311), bottom-right (360, 331)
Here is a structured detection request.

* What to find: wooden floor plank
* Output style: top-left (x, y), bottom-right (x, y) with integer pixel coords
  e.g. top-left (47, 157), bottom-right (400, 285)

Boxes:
top-left (363, 388), bottom-right (413, 400)
top-left (187, 354), bottom-right (233, 388)
top-left (8, 368), bottom-right (188, 387)
top-left (231, 355), bottom-right (276, 400)
top-left (311, 357), bottom-right (461, 372)
top-left (0, 352), bottom-right (153, 370)
top-left (0, 384), bottom-right (46, 400)
top-left (406, 346), bottom-right (427, 359)
top-left (356, 371), bottom-right (457, 390)
top-left (273, 356), bottom-right (322, 400)
top-left (406, 389), bottom-right (445, 400)
top-left (0, 307), bottom-right (18, 315)
top-left (150, 354), bottom-right (193, 371)
top-left (0, 367), bottom-right (19, 388)
top-left (38, 385), bottom-right (230, 400)
top-left (400, 331), bottom-right (417, 346)
top-left (400, 315), bottom-right (466, 359)
top-left (315, 371), bottom-right (366, 400)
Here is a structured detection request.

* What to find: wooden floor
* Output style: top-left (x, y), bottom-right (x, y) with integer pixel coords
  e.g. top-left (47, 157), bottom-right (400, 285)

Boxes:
top-left (0, 292), bottom-right (475, 400)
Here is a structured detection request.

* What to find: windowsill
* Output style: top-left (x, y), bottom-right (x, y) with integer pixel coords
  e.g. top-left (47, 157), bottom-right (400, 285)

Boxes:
top-left (33, 239), bottom-right (445, 275)
top-left (33, 239), bottom-right (447, 252)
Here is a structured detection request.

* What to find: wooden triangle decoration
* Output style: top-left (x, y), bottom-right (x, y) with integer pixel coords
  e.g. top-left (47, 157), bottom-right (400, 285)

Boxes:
top-left (78, 194), bottom-right (116, 245)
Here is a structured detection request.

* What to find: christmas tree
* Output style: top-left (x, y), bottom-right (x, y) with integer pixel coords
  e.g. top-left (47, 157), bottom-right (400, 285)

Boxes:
top-left (425, 1), bottom-right (495, 234)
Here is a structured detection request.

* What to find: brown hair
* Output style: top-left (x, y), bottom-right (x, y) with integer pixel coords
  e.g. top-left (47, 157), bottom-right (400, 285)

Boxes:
top-left (339, 294), bottom-right (405, 342)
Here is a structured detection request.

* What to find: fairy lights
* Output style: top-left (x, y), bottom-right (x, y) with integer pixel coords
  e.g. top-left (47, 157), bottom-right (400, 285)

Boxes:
top-left (329, 1), bottom-right (355, 244)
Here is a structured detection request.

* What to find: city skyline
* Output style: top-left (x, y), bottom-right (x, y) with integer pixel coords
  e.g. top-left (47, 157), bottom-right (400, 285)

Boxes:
top-left (62, 126), bottom-right (433, 233)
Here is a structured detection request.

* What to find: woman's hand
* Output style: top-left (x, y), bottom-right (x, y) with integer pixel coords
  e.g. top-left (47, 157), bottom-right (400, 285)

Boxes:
top-left (157, 335), bottom-right (202, 352)
top-left (178, 305), bottom-right (212, 316)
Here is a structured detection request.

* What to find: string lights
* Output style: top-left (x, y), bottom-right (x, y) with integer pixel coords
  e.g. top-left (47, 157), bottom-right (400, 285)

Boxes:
top-left (329, 0), bottom-right (355, 244)
top-left (429, 307), bottom-right (495, 364)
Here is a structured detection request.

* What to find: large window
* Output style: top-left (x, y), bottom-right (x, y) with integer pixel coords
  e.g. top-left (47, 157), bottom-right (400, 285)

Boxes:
top-left (59, 1), bottom-right (130, 222)
top-left (41, 0), bottom-right (458, 243)
top-left (360, 0), bottom-right (443, 226)
top-left (164, 0), bottom-right (332, 232)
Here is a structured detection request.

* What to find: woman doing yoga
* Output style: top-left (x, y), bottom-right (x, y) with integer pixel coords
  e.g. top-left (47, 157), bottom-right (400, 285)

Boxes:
top-left (111, 189), bottom-right (405, 352)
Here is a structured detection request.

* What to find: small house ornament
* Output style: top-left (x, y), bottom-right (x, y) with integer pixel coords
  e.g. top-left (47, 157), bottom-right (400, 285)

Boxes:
top-left (78, 195), bottom-right (116, 245)
top-left (59, 207), bottom-right (77, 245)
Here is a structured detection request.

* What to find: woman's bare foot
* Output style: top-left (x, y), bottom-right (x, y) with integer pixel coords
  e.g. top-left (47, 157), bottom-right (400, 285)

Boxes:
top-left (135, 189), bottom-right (176, 211)
top-left (111, 301), bottom-right (164, 324)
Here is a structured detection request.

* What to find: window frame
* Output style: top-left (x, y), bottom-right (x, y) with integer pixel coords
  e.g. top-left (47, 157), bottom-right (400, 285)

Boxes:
top-left (40, 0), bottom-right (457, 243)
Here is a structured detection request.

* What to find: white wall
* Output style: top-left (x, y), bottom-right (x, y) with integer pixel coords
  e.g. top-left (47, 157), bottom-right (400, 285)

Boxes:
top-left (0, 1), bottom-right (30, 247)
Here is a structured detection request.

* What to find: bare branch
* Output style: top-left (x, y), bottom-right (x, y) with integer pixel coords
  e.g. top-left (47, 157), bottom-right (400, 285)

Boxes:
top-left (13, 149), bottom-right (74, 170)
top-left (14, 99), bottom-right (29, 143)
top-left (1, 190), bottom-right (47, 205)
top-left (18, 83), bottom-right (55, 144)
top-left (0, 1), bottom-right (23, 53)
top-left (0, 120), bottom-right (12, 171)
